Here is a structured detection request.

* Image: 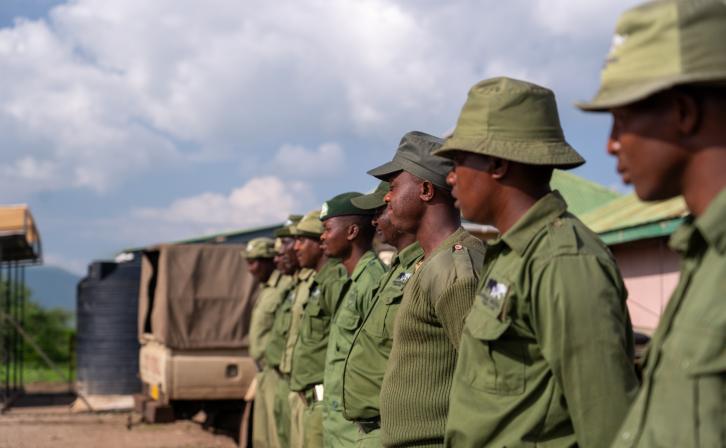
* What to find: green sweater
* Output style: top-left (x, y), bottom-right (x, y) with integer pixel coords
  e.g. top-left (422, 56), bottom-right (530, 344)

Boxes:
top-left (380, 228), bottom-right (486, 447)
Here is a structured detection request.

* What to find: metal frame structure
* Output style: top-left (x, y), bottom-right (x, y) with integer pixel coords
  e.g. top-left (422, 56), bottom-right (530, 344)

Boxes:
top-left (0, 205), bottom-right (42, 410)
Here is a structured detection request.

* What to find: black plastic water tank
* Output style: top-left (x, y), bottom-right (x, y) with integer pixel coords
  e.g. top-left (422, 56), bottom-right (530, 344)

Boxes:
top-left (76, 257), bottom-right (141, 395)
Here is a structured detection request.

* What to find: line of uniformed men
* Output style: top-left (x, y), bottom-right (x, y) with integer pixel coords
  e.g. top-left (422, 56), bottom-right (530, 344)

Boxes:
top-left (243, 1), bottom-right (726, 446)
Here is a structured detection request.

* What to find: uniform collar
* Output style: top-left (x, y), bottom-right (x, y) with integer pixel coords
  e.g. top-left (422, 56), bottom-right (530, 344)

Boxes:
top-left (266, 269), bottom-right (282, 287)
top-left (392, 241), bottom-right (424, 269)
top-left (497, 190), bottom-right (568, 256)
top-left (316, 259), bottom-right (343, 282)
top-left (670, 187), bottom-right (726, 256)
top-left (298, 267), bottom-right (316, 281)
top-left (351, 250), bottom-right (378, 281)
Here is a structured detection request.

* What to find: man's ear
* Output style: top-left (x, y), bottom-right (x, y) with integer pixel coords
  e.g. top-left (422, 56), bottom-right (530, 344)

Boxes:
top-left (419, 180), bottom-right (436, 202)
top-left (346, 223), bottom-right (360, 241)
top-left (488, 157), bottom-right (509, 180)
top-left (674, 90), bottom-right (701, 137)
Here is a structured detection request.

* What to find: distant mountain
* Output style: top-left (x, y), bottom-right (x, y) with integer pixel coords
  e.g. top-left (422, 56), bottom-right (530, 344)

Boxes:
top-left (25, 266), bottom-right (81, 311)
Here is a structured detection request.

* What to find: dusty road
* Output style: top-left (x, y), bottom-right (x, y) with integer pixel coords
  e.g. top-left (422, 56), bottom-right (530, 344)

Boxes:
top-left (0, 392), bottom-right (238, 448)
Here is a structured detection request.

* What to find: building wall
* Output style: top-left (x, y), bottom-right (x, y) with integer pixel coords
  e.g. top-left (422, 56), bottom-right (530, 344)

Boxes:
top-left (610, 237), bottom-right (681, 335)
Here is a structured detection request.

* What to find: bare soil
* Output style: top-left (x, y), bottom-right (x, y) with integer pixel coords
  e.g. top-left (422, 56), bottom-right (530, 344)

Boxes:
top-left (0, 390), bottom-right (239, 448)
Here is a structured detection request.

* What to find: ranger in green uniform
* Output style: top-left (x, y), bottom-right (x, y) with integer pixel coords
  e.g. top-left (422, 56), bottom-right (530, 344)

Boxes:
top-left (342, 181), bottom-right (423, 448)
top-left (578, 2), bottom-right (726, 445)
top-left (246, 238), bottom-right (278, 363)
top-left (255, 218), bottom-right (300, 448)
top-left (265, 219), bottom-right (302, 448)
top-left (371, 131), bottom-right (487, 447)
top-left (438, 77), bottom-right (638, 447)
top-left (320, 192), bottom-right (385, 448)
top-left (288, 210), bottom-right (348, 448)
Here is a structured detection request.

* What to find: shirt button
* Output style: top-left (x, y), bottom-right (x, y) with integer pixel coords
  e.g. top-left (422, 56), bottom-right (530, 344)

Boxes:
top-left (682, 360), bottom-right (691, 369)
top-left (622, 431), bottom-right (631, 440)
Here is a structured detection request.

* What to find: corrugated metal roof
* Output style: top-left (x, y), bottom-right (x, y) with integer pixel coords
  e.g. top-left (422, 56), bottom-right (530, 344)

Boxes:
top-left (550, 170), bottom-right (621, 216)
top-left (581, 194), bottom-right (688, 245)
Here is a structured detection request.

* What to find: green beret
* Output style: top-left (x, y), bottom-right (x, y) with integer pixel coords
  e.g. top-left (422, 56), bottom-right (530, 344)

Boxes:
top-left (351, 181), bottom-right (389, 210)
top-left (274, 214), bottom-right (303, 238)
top-left (367, 131), bottom-right (452, 190)
top-left (320, 192), bottom-right (376, 221)
top-left (434, 77), bottom-right (584, 169)
top-left (244, 237), bottom-right (275, 259)
top-left (578, 0), bottom-right (726, 112)
top-left (295, 210), bottom-right (324, 238)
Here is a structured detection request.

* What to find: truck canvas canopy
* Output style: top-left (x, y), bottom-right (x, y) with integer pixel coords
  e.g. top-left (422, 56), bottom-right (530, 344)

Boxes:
top-left (138, 244), bottom-right (258, 350)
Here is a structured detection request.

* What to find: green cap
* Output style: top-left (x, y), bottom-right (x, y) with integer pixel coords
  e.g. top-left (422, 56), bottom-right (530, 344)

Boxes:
top-left (244, 237), bottom-right (275, 259)
top-left (320, 192), bottom-right (376, 221)
top-left (351, 182), bottom-right (389, 210)
top-left (295, 210), bottom-right (324, 238)
top-left (578, 0), bottom-right (726, 111)
top-left (274, 214), bottom-right (303, 238)
top-left (435, 77), bottom-right (584, 169)
top-left (367, 131), bottom-right (452, 190)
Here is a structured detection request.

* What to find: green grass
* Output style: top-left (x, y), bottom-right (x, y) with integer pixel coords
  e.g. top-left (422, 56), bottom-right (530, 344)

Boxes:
top-left (20, 364), bottom-right (73, 384)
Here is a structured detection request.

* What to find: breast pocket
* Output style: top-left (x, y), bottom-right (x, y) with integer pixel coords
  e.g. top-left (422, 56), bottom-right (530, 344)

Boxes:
top-left (380, 292), bottom-right (403, 338)
top-left (666, 325), bottom-right (726, 447)
top-left (461, 289), bottom-right (525, 395)
top-left (304, 300), bottom-right (329, 341)
top-left (336, 308), bottom-right (361, 332)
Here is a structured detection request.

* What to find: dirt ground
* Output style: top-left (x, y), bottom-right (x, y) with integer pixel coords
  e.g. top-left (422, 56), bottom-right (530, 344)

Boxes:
top-left (0, 387), bottom-right (239, 448)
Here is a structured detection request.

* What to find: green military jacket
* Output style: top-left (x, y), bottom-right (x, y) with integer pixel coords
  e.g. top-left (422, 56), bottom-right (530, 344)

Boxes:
top-left (263, 272), bottom-right (297, 368)
top-left (289, 259), bottom-right (348, 392)
top-left (342, 242), bottom-right (424, 421)
top-left (445, 191), bottom-right (638, 448)
top-left (612, 188), bottom-right (726, 448)
top-left (249, 270), bottom-right (288, 363)
top-left (324, 250), bottom-right (386, 414)
top-left (380, 228), bottom-right (486, 448)
top-left (279, 268), bottom-right (316, 374)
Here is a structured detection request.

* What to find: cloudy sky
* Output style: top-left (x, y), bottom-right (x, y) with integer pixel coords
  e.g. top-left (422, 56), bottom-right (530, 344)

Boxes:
top-left (0, 0), bottom-right (640, 275)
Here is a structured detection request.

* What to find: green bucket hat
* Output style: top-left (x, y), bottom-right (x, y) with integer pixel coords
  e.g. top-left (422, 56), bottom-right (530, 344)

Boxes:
top-left (274, 214), bottom-right (303, 238)
top-left (578, 0), bottom-right (726, 111)
top-left (351, 182), bottom-right (389, 210)
top-left (244, 237), bottom-right (275, 259)
top-left (295, 210), bottom-right (324, 238)
top-left (435, 77), bottom-right (584, 169)
top-left (367, 131), bottom-right (452, 190)
top-left (320, 192), bottom-right (376, 221)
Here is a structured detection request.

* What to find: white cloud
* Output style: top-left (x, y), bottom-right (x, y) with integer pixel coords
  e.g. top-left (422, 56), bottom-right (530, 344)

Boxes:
top-left (130, 175), bottom-right (314, 243)
top-left (272, 142), bottom-right (345, 179)
top-left (533, 0), bottom-right (642, 38)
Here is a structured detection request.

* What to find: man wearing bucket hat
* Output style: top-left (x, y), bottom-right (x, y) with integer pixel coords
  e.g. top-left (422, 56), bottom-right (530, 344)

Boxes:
top-left (319, 191), bottom-right (386, 448)
top-left (437, 77), bottom-right (638, 448)
top-left (371, 131), bottom-right (486, 447)
top-left (254, 217), bottom-right (300, 448)
top-left (341, 181), bottom-right (424, 448)
top-left (287, 210), bottom-right (348, 448)
top-left (578, 1), bottom-right (726, 446)
top-left (245, 237), bottom-right (278, 364)
top-left (265, 217), bottom-right (303, 447)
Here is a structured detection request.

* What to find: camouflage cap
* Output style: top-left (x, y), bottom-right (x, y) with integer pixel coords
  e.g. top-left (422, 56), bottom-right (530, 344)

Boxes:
top-left (274, 214), bottom-right (303, 238)
top-left (295, 210), bottom-right (324, 238)
top-left (244, 237), bottom-right (275, 259)
top-left (320, 192), bottom-right (376, 221)
top-left (434, 77), bottom-right (584, 169)
top-left (367, 131), bottom-right (452, 190)
top-left (351, 181), bottom-right (389, 210)
top-left (578, 0), bottom-right (726, 111)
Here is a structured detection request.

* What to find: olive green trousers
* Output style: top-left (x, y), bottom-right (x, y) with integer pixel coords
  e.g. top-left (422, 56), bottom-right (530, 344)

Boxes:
top-left (252, 368), bottom-right (281, 448)
top-left (273, 375), bottom-right (291, 447)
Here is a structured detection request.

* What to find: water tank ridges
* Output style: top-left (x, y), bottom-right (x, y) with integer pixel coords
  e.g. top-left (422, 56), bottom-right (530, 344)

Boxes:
top-left (76, 258), bottom-right (142, 395)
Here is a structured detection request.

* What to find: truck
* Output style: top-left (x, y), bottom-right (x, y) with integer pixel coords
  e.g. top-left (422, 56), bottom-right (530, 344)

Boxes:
top-left (134, 243), bottom-right (258, 439)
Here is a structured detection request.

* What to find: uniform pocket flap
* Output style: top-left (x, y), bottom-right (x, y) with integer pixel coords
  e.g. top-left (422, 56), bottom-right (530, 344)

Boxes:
top-left (465, 298), bottom-right (511, 341)
top-left (675, 326), bottom-right (726, 376)
top-left (336, 311), bottom-right (361, 331)
top-left (383, 291), bottom-right (403, 305)
top-left (306, 300), bottom-right (323, 317)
